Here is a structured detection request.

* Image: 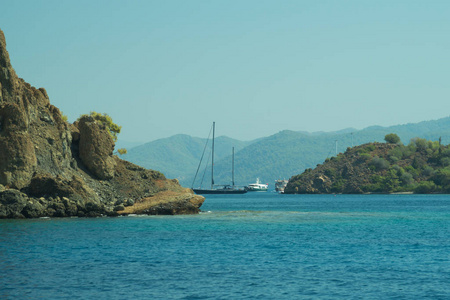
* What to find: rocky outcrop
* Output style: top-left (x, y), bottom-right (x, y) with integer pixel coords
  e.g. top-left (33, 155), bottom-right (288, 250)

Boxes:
top-left (77, 116), bottom-right (116, 180)
top-left (118, 190), bottom-right (206, 215)
top-left (0, 29), bottom-right (204, 218)
top-left (0, 188), bottom-right (28, 218)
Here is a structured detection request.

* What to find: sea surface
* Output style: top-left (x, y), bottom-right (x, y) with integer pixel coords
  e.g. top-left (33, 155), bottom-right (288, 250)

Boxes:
top-left (1, 193), bottom-right (449, 299)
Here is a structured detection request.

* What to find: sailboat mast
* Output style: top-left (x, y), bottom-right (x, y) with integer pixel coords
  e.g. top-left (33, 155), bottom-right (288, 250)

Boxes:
top-left (232, 147), bottom-right (235, 187)
top-left (211, 122), bottom-right (215, 189)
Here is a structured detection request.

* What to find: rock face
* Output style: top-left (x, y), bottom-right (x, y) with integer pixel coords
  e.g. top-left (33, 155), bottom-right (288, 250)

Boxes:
top-left (77, 116), bottom-right (116, 180)
top-left (0, 29), bottom-right (204, 218)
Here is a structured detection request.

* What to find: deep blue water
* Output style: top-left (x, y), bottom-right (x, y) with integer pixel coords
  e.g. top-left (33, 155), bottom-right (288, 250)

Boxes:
top-left (1, 193), bottom-right (449, 299)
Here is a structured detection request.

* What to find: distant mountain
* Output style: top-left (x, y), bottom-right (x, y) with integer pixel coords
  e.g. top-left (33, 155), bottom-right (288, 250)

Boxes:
top-left (124, 117), bottom-right (450, 188)
top-left (122, 134), bottom-right (253, 184)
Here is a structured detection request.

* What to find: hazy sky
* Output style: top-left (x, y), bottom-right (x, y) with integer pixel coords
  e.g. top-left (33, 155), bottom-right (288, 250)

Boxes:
top-left (2, 0), bottom-right (449, 144)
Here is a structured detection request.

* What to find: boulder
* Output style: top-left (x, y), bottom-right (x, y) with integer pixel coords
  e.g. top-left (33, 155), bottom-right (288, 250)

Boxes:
top-left (22, 200), bottom-right (46, 218)
top-left (113, 204), bottom-right (125, 211)
top-left (77, 116), bottom-right (116, 180)
top-left (0, 189), bottom-right (28, 218)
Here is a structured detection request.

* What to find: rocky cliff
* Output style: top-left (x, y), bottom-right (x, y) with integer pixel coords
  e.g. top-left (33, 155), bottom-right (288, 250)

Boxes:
top-left (0, 29), bottom-right (204, 218)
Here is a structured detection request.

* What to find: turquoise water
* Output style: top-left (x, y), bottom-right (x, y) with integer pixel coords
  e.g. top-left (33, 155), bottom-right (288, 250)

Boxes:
top-left (1, 194), bottom-right (449, 299)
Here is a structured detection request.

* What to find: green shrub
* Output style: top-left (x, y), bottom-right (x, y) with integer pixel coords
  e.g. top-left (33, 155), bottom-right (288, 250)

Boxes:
top-left (331, 179), bottom-right (346, 193)
top-left (441, 148), bottom-right (450, 157)
top-left (415, 181), bottom-right (437, 193)
top-left (385, 133), bottom-right (401, 144)
top-left (389, 155), bottom-right (399, 163)
top-left (405, 166), bottom-right (420, 178)
top-left (384, 169), bottom-right (400, 192)
top-left (391, 165), bottom-right (403, 176)
top-left (117, 148), bottom-right (127, 155)
top-left (432, 168), bottom-right (450, 191)
top-left (422, 166), bottom-right (435, 177)
top-left (400, 172), bottom-right (414, 185)
top-left (359, 152), bottom-right (371, 159)
top-left (412, 157), bottom-right (426, 170)
top-left (405, 144), bottom-right (417, 156)
top-left (369, 157), bottom-right (390, 171)
top-left (366, 144), bottom-right (376, 152)
top-left (324, 168), bottom-right (337, 178)
top-left (370, 174), bottom-right (384, 183)
top-left (440, 157), bottom-right (450, 167)
top-left (410, 138), bottom-right (428, 152)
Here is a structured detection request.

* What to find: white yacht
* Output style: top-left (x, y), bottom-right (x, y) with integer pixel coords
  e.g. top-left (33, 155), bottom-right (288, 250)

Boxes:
top-left (246, 178), bottom-right (268, 191)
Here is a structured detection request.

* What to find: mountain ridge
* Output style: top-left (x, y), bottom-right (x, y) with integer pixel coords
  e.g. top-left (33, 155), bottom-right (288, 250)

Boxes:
top-left (125, 116), bottom-right (450, 188)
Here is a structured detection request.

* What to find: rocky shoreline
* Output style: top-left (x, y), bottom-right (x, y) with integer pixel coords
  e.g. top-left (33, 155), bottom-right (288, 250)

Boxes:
top-left (0, 28), bottom-right (204, 218)
top-left (0, 183), bottom-right (205, 218)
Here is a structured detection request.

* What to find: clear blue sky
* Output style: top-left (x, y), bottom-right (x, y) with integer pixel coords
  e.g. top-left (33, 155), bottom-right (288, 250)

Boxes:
top-left (2, 0), bottom-right (449, 145)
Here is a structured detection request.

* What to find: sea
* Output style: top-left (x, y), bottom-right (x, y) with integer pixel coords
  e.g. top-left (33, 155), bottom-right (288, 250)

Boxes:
top-left (0, 193), bottom-right (449, 299)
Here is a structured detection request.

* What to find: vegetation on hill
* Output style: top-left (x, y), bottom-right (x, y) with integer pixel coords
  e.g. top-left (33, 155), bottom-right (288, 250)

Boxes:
top-left (285, 134), bottom-right (450, 194)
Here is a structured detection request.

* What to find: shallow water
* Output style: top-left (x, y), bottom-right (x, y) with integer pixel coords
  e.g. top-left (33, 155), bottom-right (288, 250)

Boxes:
top-left (1, 193), bottom-right (449, 299)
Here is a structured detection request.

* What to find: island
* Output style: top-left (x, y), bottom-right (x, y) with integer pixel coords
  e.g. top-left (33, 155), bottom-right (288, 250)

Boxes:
top-left (285, 134), bottom-right (450, 194)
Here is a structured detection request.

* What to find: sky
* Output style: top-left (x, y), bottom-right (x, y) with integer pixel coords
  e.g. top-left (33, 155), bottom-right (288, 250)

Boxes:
top-left (1, 0), bottom-right (450, 146)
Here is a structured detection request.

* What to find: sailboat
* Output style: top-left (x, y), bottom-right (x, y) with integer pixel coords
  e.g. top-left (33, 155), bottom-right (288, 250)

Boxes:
top-left (192, 122), bottom-right (247, 195)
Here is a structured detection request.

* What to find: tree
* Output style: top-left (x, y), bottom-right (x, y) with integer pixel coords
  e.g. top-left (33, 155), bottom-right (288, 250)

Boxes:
top-left (410, 137), bottom-right (428, 152)
top-left (384, 133), bottom-right (401, 144)
top-left (117, 148), bottom-right (127, 155)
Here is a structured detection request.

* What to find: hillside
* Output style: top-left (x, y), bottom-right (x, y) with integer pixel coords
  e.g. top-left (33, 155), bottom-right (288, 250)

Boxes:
top-left (285, 137), bottom-right (450, 194)
top-left (124, 117), bottom-right (450, 188)
top-left (123, 134), bottom-right (254, 184)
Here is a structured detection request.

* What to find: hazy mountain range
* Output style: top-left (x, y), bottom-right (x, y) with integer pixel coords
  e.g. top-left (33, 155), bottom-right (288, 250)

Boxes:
top-left (123, 117), bottom-right (450, 189)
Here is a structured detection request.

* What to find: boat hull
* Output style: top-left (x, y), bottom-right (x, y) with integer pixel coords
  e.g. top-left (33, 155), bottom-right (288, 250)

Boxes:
top-left (246, 188), bottom-right (268, 192)
top-left (193, 188), bottom-right (247, 195)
